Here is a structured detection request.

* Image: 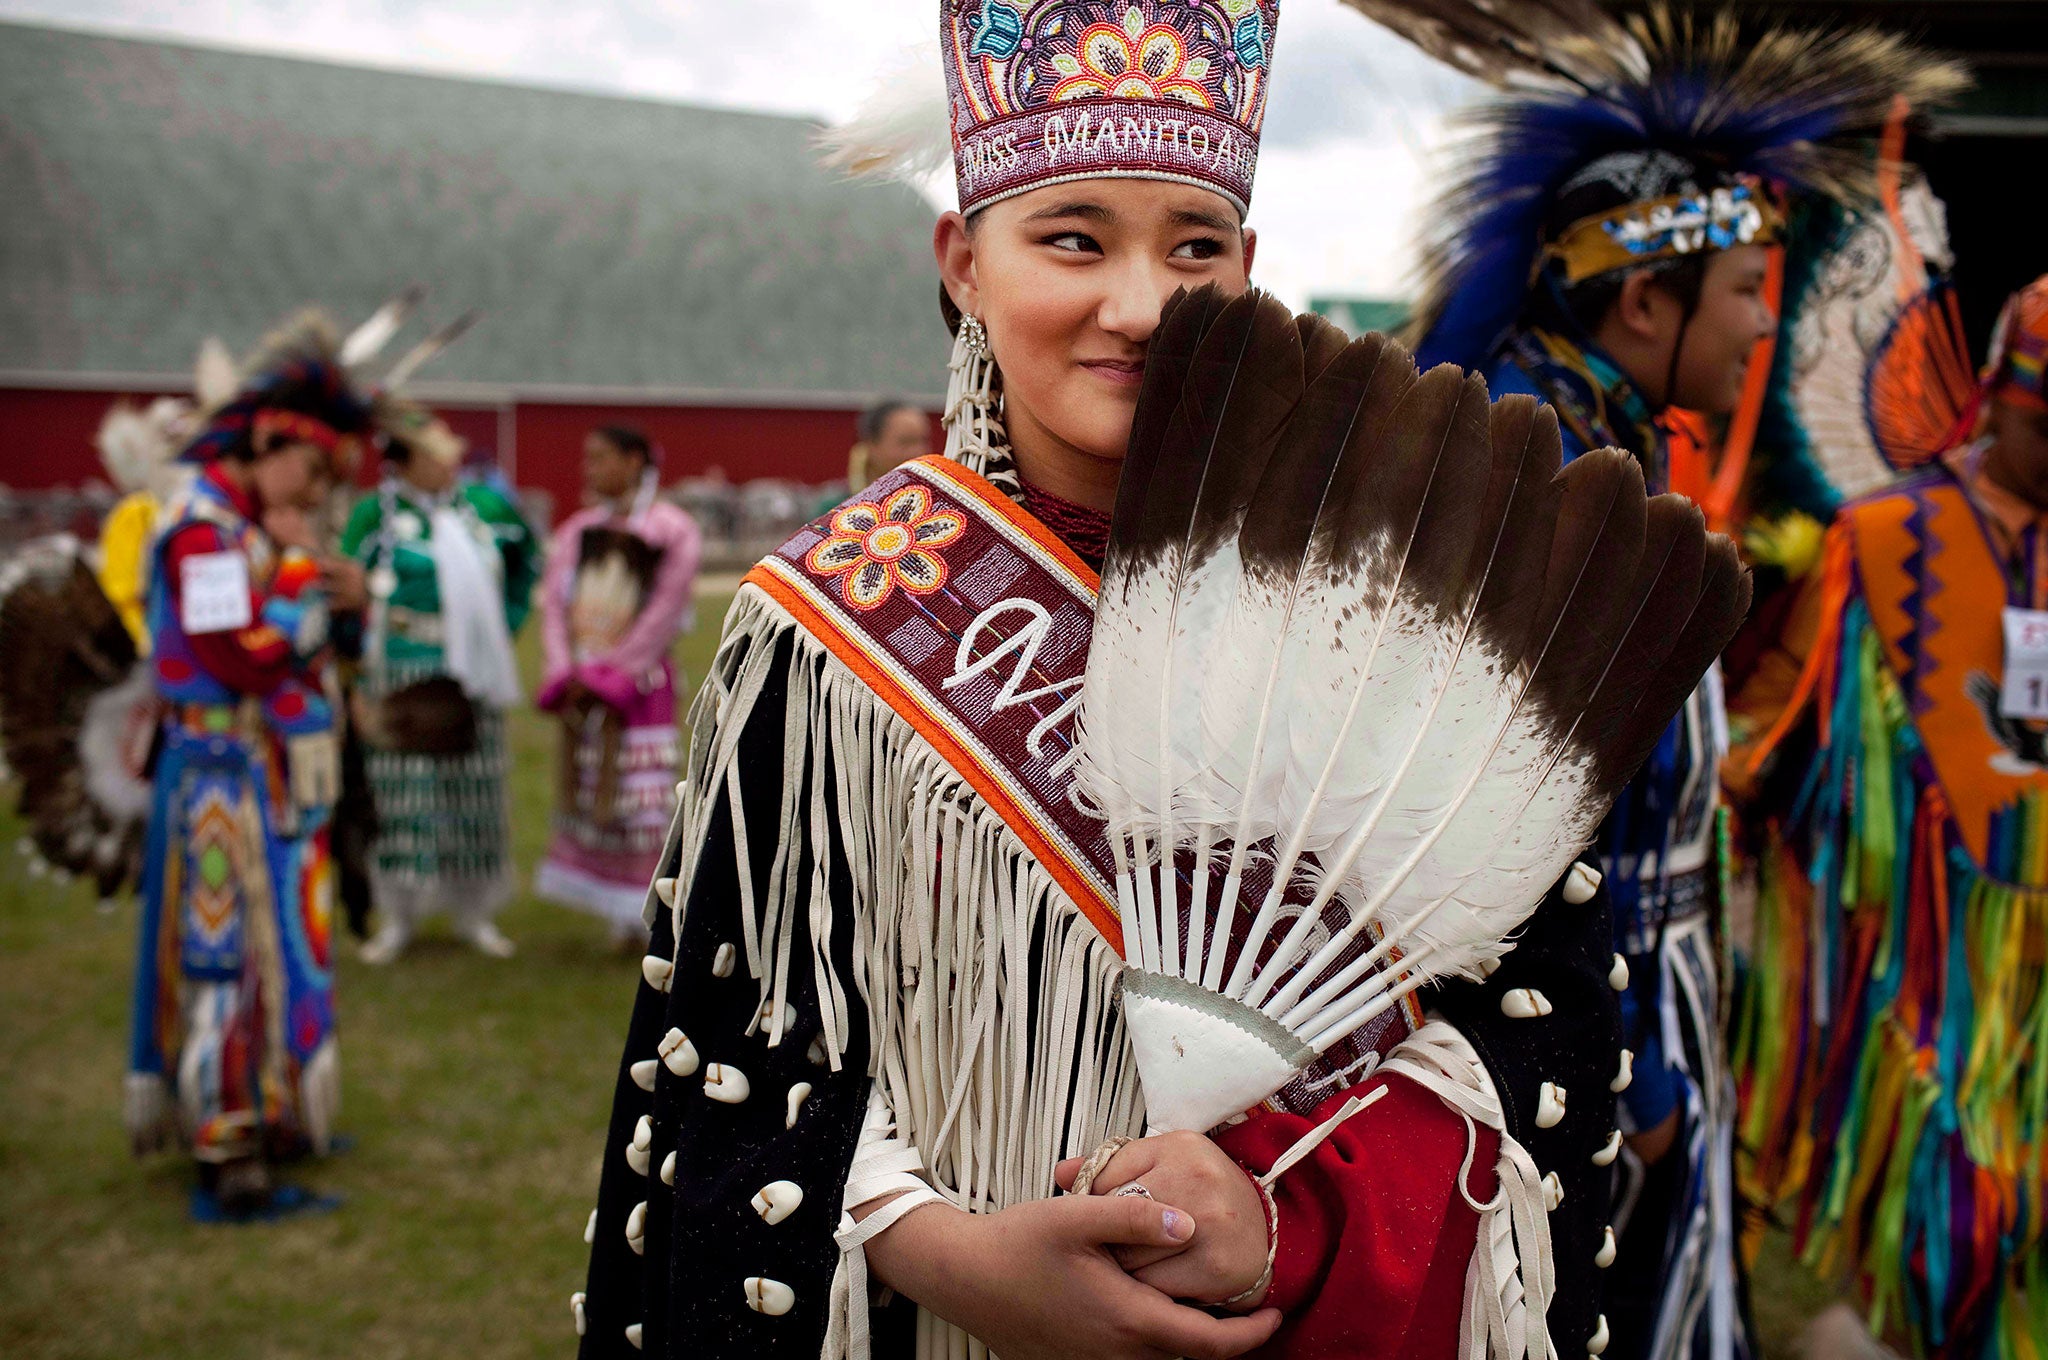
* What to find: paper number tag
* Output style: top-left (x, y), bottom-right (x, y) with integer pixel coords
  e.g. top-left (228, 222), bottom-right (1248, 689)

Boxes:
top-left (179, 551), bottom-right (254, 635)
top-left (2000, 607), bottom-right (2048, 720)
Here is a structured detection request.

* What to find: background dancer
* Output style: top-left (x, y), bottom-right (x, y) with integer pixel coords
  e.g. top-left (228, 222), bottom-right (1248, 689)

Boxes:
top-left (1730, 272), bottom-right (2048, 1360)
top-left (343, 402), bottom-right (540, 963)
top-left (127, 313), bottom-right (374, 1218)
top-left (846, 399), bottom-right (932, 492)
top-left (1371, 6), bottom-right (1964, 1357)
top-left (536, 425), bottom-right (702, 950)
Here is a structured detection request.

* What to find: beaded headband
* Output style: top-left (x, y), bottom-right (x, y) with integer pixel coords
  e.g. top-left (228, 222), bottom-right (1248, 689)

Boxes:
top-left (1538, 178), bottom-right (1783, 287)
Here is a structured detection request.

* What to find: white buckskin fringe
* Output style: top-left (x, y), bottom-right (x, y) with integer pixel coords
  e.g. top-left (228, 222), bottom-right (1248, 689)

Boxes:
top-left (1380, 1022), bottom-right (1558, 1360)
top-left (654, 591), bottom-right (1556, 1360)
top-left (656, 586), bottom-right (1143, 1360)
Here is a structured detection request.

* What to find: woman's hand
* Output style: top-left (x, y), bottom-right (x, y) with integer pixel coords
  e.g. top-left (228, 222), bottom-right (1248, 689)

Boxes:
top-left (862, 1194), bottom-right (1280, 1360)
top-left (319, 557), bottom-right (368, 611)
top-left (1055, 1131), bottom-right (1271, 1308)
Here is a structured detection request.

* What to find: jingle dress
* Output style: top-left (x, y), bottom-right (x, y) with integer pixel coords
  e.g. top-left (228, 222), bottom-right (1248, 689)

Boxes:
top-left (1490, 329), bottom-right (1751, 1360)
top-left (572, 452), bottom-right (1623, 1360)
top-left (536, 484), bottom-right (703, 933)
top-left (131, 463), bottom-right (342, 1166)
top-left (340, 477), bottom-right (538, 931)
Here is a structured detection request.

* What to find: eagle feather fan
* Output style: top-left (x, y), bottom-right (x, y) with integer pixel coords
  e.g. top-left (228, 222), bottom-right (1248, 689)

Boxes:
top-left (1075, 287), bottom-right (1750, 1134)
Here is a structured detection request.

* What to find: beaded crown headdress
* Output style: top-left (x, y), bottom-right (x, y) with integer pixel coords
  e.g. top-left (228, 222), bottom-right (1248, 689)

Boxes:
top-left (826, 3), bottom-right (1282, 220)
top-left (944, 1), bottom-right (1280, 217)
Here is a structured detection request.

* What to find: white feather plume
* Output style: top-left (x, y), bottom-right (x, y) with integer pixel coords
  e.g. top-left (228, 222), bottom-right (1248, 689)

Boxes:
top-left (815, 43), bottom-right (952, 188)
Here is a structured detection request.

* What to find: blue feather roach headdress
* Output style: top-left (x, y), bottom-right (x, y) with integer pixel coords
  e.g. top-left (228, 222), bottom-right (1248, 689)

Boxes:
top-left (1396, 5), bottom-right (1967, 371)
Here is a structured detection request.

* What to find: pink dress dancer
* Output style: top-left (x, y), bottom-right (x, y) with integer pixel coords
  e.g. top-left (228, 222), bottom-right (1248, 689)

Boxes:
top-left (534, 473), bottom-right (701, 942)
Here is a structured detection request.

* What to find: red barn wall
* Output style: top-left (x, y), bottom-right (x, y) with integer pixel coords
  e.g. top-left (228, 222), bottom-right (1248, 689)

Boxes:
top-left (0, 387), bottom-right (900, 524)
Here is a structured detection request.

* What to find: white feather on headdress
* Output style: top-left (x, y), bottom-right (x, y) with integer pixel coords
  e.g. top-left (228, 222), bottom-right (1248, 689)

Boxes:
top-left (94, 397), bottom-right (193, 496)
top-left (815, 43), bottom-right (952, 189)
top-left (193, 336), bottom-right (238, 411)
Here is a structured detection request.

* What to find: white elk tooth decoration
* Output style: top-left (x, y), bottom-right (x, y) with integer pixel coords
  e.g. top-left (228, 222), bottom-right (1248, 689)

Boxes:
top-left (1073, 286), bottom-right (1750, 1134)
top-left (1611, 1048), bottom-right (1634, 1093)
top-left (658, 1027), bottom-right (699, 1078)
top-left (703, 1064), bottom-right (750, 1104)
top-left (744, 1276), bottom-right (796, 1316)
top-left (641, 954), bottom-right (673, 992)
top-left (1593, 1129), bottom-right (1622, 1167)
top-left (752, 1180), bottom-right (804, 1225)
top-left (1563, 862), bottom-right (1603, 903)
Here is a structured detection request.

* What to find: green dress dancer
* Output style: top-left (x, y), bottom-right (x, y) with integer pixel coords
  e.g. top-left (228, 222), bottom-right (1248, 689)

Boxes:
top-left (341, 413), bottom-right (539, 962)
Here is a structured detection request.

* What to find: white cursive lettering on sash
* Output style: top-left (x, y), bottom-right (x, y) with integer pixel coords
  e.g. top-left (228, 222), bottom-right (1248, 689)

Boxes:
top-left (941, 599), bottom-right (1085, 776)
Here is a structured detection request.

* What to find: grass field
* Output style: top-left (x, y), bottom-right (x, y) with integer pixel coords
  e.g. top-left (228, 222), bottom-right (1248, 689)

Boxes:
top-left (0, 584), bottom-right (1839, 1358)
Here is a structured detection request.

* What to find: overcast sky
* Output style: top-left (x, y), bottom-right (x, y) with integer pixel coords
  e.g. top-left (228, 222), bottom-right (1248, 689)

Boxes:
top-left (0, 0), bottom-right (1479, 306)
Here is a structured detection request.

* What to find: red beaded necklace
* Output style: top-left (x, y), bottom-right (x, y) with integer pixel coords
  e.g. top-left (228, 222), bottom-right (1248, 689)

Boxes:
top-left (1020, 479), bottom-right (1113, 574)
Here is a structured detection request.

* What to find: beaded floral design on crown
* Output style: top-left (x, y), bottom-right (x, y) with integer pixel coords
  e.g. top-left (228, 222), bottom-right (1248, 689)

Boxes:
top-left (945, 0), bottom-right (1279, 216)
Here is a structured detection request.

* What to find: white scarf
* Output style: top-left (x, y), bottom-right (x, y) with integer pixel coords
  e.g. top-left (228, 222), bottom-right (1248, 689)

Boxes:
top-left (427, 498), bottom-right (522, 708)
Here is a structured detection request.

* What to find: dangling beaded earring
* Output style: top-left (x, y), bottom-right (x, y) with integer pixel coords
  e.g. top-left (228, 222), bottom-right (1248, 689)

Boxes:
top-left (943, 312), bottom-right (1018, 494)
top-left (959, 313), bottom-right (989, 356)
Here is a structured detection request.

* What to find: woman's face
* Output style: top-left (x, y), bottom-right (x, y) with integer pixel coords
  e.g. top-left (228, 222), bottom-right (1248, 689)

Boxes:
top-left (583, 433), bottom-right (643, 501)
top-left (400, 442), bottom-right (458, 494)
top-left (935, 179), bottom-right (1255, 477)
top-left (250, 440), bottom-right (333, 511)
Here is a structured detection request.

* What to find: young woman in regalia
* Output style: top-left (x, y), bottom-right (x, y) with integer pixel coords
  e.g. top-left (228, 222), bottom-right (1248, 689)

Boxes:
top-left (126, 315), bottom-right (376, 1217)
top-left (536, 426), bottom-right (704, 949)
top-left (1729, 276), bottom-right (2048, 1359)
top-left (342, 405), bottom-right (541, 963)
top-left (572, 5), bottom-right (1640, 1356)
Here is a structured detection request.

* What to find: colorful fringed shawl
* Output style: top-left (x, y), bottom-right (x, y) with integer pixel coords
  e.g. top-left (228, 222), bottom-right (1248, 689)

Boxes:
top-left (1735, 466), bottom-right (2048, 1358)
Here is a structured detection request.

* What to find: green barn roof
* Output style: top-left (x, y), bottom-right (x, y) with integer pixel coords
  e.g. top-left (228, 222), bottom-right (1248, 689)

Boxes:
top-left (0, 21), bottom-right (950, 403)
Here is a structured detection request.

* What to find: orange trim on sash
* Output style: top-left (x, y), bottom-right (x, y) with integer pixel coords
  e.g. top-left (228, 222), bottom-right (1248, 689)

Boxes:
top-left (746, 456), bottom-right (1121, 952)
top-left (914, 455), bottom-right (1103, 590)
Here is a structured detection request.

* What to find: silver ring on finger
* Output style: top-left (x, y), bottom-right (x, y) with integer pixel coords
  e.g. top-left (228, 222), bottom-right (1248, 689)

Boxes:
top-left (1109, 1181), bottom-right (1153, 1200)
